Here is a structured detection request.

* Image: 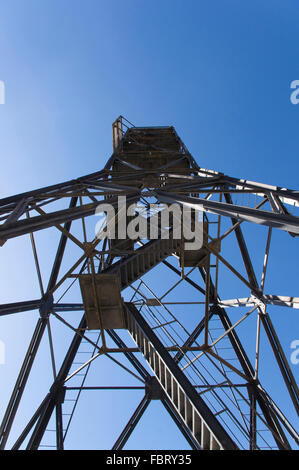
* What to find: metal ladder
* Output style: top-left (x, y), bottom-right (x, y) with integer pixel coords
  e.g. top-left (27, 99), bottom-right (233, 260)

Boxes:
top-left (125, 303), bottom-right (238, 450)
top-left (106, 236), bottom-right (182, 289)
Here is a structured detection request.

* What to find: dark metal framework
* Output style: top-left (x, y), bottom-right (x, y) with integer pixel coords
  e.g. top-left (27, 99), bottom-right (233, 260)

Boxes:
top-left (0, 116), bottom-right (298, 450)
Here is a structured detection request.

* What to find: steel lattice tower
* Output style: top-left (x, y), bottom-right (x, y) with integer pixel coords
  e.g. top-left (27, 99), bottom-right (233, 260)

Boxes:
top-left (0, 116), bottom-right (298, 450)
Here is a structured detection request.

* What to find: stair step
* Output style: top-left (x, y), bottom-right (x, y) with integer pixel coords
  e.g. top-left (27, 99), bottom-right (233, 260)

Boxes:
top-left (125, 303), bottom-right (238, 451)
top-left (106, 236), bottom-right (180, 289)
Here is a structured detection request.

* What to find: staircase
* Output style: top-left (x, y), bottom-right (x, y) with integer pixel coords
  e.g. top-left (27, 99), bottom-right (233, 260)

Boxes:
top-left (125, 303), bottom-right (238, 450)
top-left (105, 236), bottom-right (182, 289)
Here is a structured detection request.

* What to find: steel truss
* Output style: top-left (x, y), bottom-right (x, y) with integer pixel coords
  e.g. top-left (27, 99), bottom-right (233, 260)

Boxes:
top-left (0, 116), bottom-right (298, 450)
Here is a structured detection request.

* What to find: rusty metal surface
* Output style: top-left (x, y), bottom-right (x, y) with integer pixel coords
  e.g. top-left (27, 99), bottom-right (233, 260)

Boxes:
top-left (79, 274), bottom-right (126, 330)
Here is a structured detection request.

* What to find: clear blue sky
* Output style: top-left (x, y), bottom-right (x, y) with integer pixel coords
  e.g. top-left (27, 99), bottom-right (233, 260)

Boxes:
top-left (0, 0), bottom-right (298, 450)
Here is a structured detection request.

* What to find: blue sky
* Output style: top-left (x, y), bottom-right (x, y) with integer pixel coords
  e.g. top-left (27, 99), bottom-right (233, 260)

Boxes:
top-left (0, 0), bottom-right (298, 450)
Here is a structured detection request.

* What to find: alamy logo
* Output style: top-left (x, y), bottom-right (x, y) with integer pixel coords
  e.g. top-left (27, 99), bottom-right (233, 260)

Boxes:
top-left (95, 196), bottom-right (204, 250)
top-left (290, 340), bottom-right (299, 365)
top-left (290, 80), bottom-right (299, 105)
top-left (0, 80), bottom-right (5, 104)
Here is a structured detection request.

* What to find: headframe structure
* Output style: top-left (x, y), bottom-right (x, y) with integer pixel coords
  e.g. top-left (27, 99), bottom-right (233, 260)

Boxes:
top-left (0, 116), bottom-right (298, 450)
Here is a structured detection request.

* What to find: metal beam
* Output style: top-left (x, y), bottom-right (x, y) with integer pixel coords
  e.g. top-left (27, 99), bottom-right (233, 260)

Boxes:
top-left (214, 305), bottom-right (291, 449)
top-left (0, 299), bottom-right (41, 317)
top-left (25, 315), bottom-right (87, 450)
top-left (223, 192), bottom-right (259, 289)
top-left (260, 312), bottom-right (299, 416)
top-left (0, 317), bottom-right (48, 449)
top-left (126, 302), bottom-right (238, 450)
top-left (161, 395), bottom-right (200, 450)
top-left (0, 194), bottom-right (139, 242)
top-left (156, 191), bottom-right (299, 234)
top-left (47, 196), bottom-right (78, 292)
top-left (198, 271), bottom-right (291, 450)
top-left (111, 396), bottom-right (151, 450)
top-left (17, 235), bottom-right (173, 449)
top-left (106, 329), bottom-right (150, 381)
top-left (11, 394), bottom-right (52, 450)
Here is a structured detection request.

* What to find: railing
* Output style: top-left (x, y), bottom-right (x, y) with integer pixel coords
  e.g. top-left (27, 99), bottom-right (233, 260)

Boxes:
top-left (106, 236), bottom-right (182, 289)
top-left (125, 303), bottom-right (238, 450)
